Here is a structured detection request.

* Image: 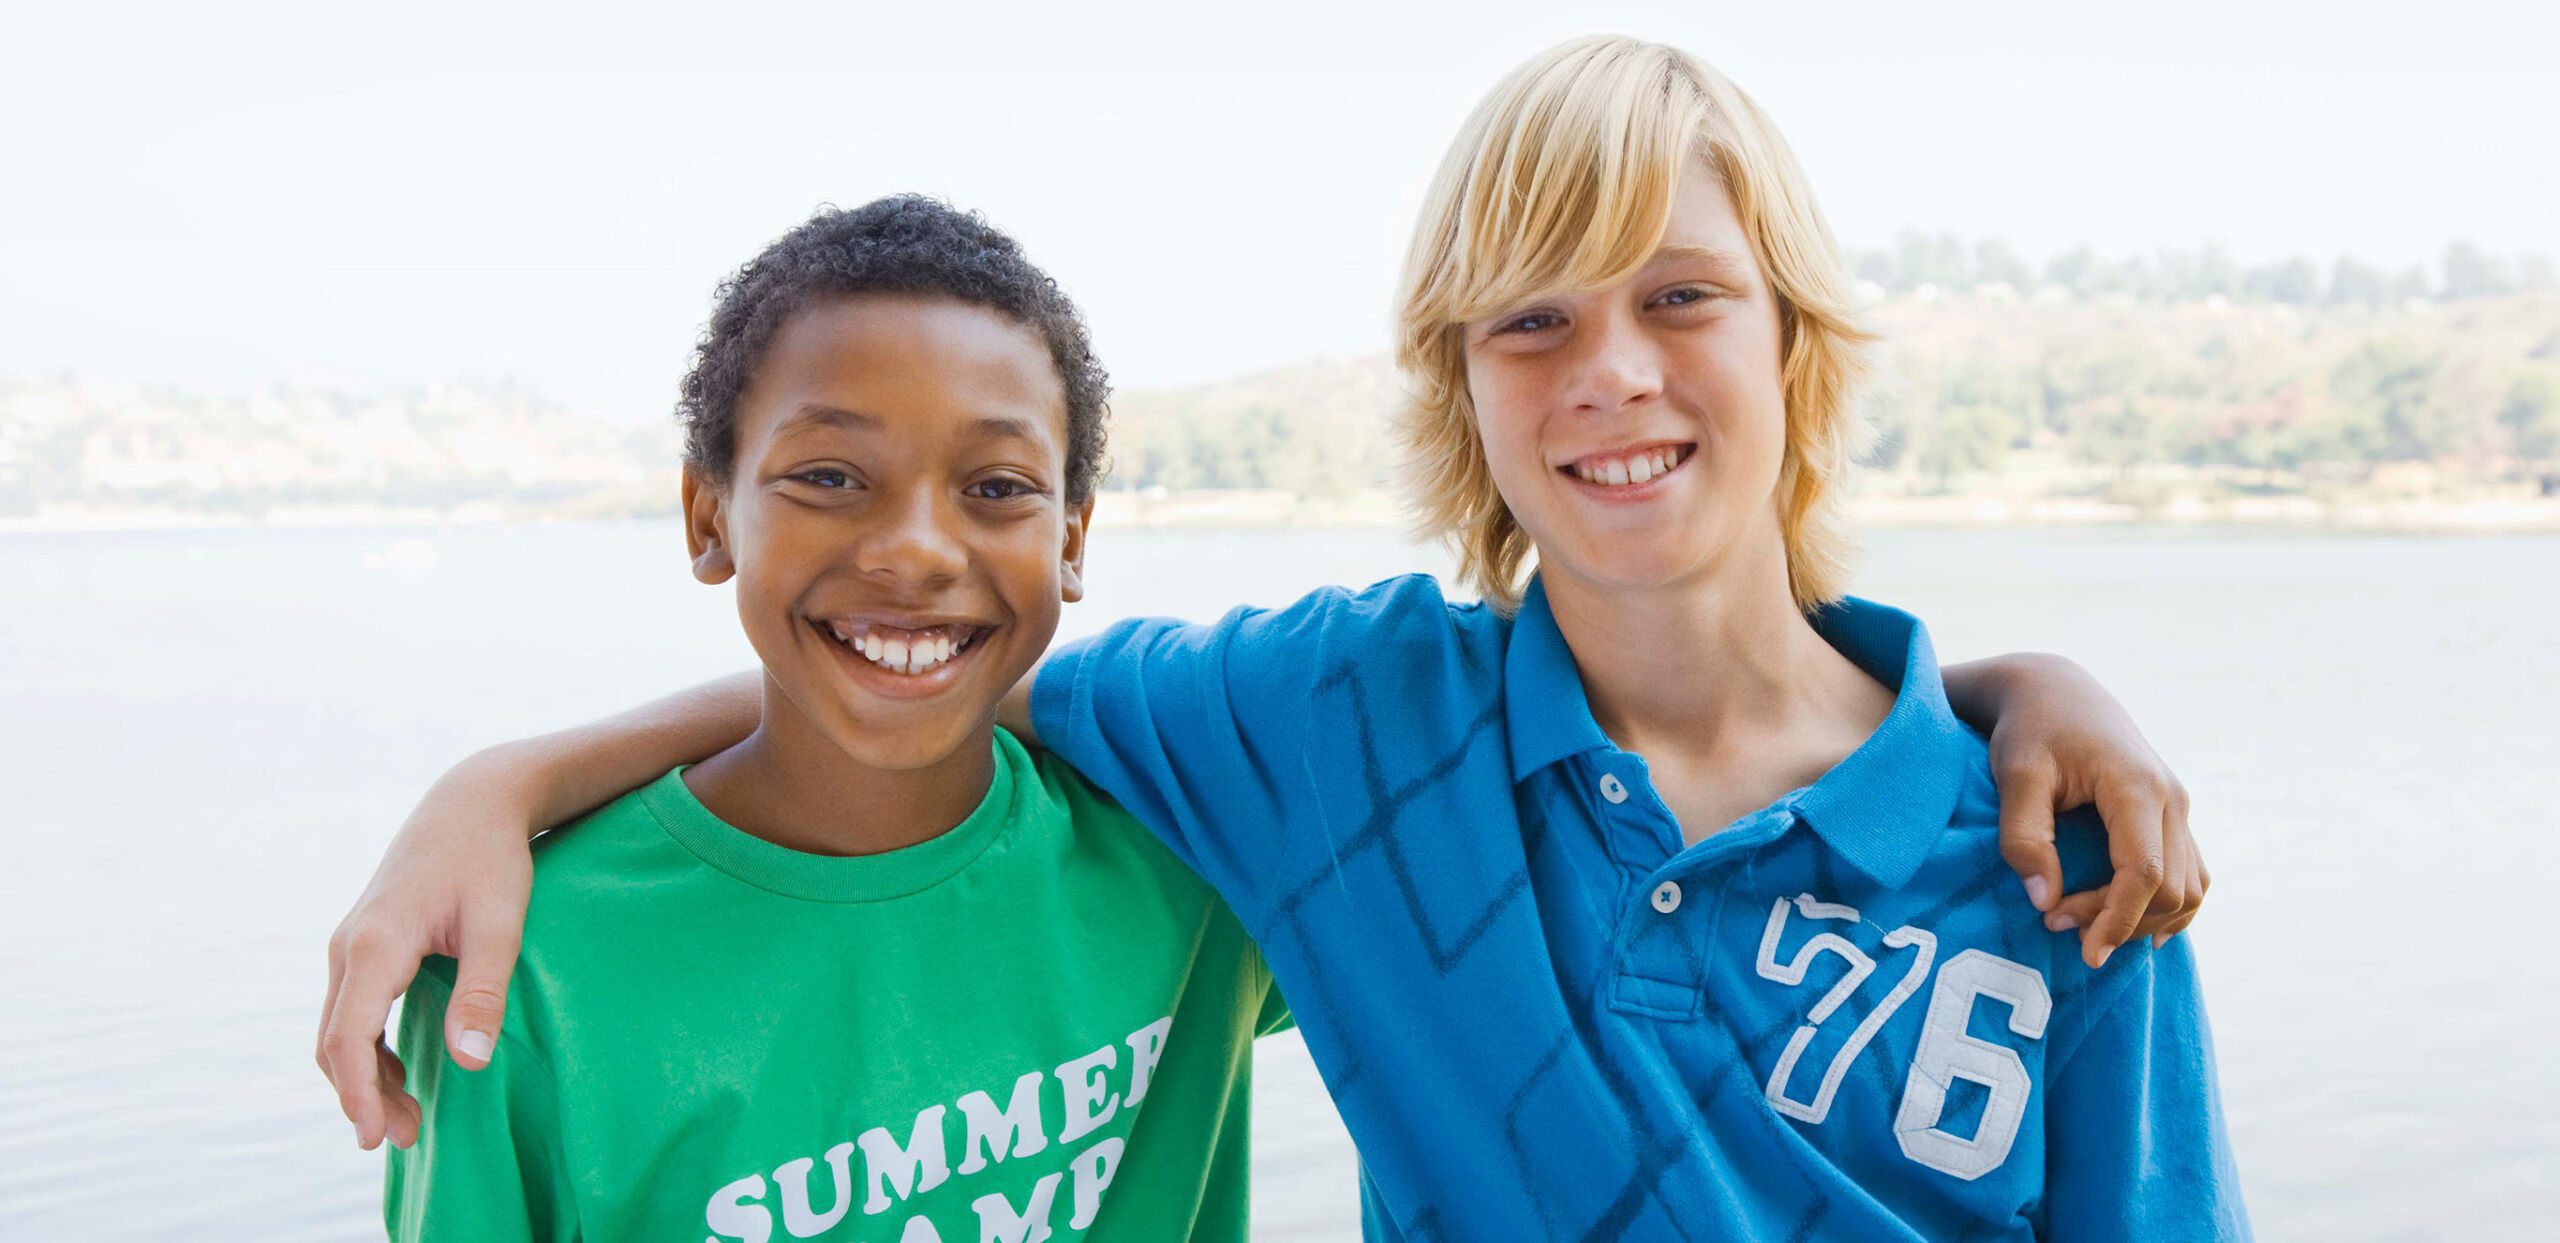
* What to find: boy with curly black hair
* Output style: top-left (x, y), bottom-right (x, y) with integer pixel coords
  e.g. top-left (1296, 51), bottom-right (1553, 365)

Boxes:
top-left (385, 196), bottom-right (1285, 1242)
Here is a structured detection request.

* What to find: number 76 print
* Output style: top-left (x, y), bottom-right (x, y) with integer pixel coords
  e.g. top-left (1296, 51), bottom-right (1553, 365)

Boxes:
top-left (1755, 894), bottom-right (2054, 1181)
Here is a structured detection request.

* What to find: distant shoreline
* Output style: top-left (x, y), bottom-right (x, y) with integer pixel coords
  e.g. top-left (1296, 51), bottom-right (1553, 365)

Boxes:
top-left (7, 488), bottom-right (2559, 536)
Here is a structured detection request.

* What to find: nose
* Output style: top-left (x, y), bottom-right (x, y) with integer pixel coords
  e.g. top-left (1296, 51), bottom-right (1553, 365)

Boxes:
top-left (852, 483), bottom-right (966, 587)
top-left (1563, 306), bottom-right (1663, 416)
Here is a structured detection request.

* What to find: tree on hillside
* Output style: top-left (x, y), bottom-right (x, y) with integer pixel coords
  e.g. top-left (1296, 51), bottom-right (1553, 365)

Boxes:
top-left (1897, 232), bottom-right (1972, 289)
top-left (2502, 370), bottom-right (2560, 463)
top-left (2328, 256), bottom-right (2388, 307)
top-left (2245, 257), bottom-right (2322, 305)
top-left (2329, 341), bottom-right (2455, 463)
top-left (2442, 241), bottom-right (2513, 300)
top-left (2069, 397), bottom-right (2160, 477)
top-left (2045, 246), bottom-right (2098, 296)
top-left (1972, 239), bottom-right (2034, 290)
top-left (1918, 401), bottom-right (2018, 489)
top-left (2151, 247), bottom-right (2238, 302)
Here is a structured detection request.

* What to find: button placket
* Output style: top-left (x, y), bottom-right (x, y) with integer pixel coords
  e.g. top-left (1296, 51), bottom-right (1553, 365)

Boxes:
top-left (1610, 864), bottom-right (1707, 1019)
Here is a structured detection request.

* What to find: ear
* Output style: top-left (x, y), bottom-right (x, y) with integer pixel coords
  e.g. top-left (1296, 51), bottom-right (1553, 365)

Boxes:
top-left (681, 464), bottom-right (736, 585)
top-left (1058, 496), bottom-right (1094, 604)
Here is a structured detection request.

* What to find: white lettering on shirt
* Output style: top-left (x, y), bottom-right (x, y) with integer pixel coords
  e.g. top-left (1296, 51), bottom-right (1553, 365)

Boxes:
top-left (1052, 1044), bottom-right (1121, 1145)
top-left (859, 1106), bottom-right (952, 1216)
top-left (705, 1173), bottom-right (771, 1243)
top-left (1122, 1017), bottom-right (1173, 1108)
top-left (774, 1142), bottom-right (857, 1237)
top-left (699, 1015), bottom-right (1171, 1239)
top-left (971, 1171), bottom-right (1062, 1243)
top-left (955, 1072), bottom-right (1049, 1175)
top-left (1066, 1136), bottom-right (1124, 1230)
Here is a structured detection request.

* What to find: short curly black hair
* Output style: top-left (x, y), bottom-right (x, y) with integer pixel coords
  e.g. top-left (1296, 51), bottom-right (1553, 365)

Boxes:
top-left (678, 195), bottom-right (1109, 502)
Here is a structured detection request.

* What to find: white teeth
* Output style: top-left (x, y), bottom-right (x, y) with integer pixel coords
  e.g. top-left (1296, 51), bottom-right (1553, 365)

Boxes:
top-left (821, 621), bottom-right (978, 675)
top-left (1573, 447), bottom-right (1686, 488)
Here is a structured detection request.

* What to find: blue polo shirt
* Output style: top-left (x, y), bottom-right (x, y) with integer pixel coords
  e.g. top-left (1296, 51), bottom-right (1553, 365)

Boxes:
top-left (1034, 574), bottom-right (2248, 1240)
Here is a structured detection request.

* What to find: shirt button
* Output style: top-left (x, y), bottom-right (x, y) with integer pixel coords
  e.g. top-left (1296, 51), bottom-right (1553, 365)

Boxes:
top-left (1651, 881), bottom-right (1682, 914)
top-left (1598, 773), bottom-right (1630, 805)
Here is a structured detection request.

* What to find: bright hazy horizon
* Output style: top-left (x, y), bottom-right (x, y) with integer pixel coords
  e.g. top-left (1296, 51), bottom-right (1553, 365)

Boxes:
top-left (7, 0), bottom-right (2556, 423)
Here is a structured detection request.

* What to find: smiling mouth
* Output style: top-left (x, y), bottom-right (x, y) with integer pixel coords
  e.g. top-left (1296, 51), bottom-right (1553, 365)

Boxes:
top-left (813, 618), bottom-right (993, 677)
top-left (1560, 442), bottom-right (1694, 488)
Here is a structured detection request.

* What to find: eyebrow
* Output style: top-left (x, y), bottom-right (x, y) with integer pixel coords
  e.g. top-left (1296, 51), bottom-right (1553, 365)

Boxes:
top-left (781, 403), bottom-right (878, 432)
top-left (962, 415), bottom-right (1043, 444)
top-left (1654, 243), bottom-right (1756, 279)
top-left (780, 403), bottom-right (1043, 444)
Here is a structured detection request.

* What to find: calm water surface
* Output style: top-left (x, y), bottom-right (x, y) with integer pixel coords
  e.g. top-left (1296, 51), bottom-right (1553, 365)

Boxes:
top-left (2, 523), bottom-right (2553, 1239)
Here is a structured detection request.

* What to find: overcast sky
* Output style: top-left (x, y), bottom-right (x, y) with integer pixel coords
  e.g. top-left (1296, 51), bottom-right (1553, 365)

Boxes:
top-left (6, 0), bottom-right (2555, 422)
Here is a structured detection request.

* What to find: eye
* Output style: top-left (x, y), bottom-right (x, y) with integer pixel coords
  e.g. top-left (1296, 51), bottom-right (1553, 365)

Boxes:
top-left (966, 476), bottom-right (1040, 501)
top-left (791, 468), bottom-right (857, 490)
top-left (1496, 310), bottom-right (1565, 335)
top-left (1654, 285), bottom-right (1718, 309)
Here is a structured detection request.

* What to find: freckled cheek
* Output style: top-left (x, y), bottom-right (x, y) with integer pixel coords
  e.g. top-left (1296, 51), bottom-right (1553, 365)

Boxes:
top-left (1468, 374), bottom-right (1558, 489)
top-left (1735, 374), bottom-right (1791, 469)
top-left (1680, 344), bottom-right (1787, 463)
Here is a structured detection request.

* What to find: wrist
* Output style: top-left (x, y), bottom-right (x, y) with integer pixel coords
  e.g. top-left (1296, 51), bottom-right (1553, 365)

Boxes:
top-left (1994, 652), bottom-right (2096, 699)
top-left (1946, 651), bottom-right (2086, 734)
top-left (432, 743), bottom-right (555, 842)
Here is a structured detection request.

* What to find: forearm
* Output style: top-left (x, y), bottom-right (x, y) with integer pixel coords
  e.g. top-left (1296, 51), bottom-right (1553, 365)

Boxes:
top-left (1941, 651), bottom-right (2076, 735)
top-left (471, 670), bottom-right (763, 837)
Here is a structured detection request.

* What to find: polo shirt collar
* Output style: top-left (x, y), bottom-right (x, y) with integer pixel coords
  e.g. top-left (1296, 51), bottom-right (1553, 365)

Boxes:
top-left (1504, 577), bottom-right (1972, 888)
top-left (1790, 597), bottom-right (1973, 887)
top-left (1504, 577), bottom-right (1610, 783)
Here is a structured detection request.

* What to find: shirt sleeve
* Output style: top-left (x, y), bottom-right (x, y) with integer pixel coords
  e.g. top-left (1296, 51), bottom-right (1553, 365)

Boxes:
top-left (1253, 952), bottom-right (1296, 1037)
top-left (384, 961), bottom-right (579, 1242)
top-left (1030, 587), bottom-right (1350, 923)
top-left (2040, 937), bottom-right (2251, 1241)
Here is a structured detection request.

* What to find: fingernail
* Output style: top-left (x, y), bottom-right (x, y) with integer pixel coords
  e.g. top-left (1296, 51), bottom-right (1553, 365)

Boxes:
top-left (458, 1030), bottom-right (494, 1062)
top-left (2093, 944), bottom-right (2115, 968)
top-left (2023, 875), bottom-right (2052, 911)
top-left (2045, 912), bottom-right (2077, 932)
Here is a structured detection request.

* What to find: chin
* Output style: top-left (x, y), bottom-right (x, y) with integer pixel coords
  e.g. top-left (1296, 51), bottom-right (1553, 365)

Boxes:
top-left (823, 714), bottom-right (989, 773)
top-left (1537, 527), bottom-right (1729, 594)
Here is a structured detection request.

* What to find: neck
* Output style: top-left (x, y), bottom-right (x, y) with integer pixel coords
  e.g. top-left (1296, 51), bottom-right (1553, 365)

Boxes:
top-left (682, 676), bottom-right (996, 857)
top-left (1542, 521), bottom-right (1881, 766)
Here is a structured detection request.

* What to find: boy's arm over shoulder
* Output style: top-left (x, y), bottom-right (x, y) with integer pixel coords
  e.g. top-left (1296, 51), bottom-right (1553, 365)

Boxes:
top-left (2039, 934), bottom-right (2251, 1241)
top-left (385, 961), bottom-right (577, 1242)
top-left (1030, 576), bottom-right (1457, 918)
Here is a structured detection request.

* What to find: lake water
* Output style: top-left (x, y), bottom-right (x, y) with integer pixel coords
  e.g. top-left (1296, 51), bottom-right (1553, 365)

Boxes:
top-left (2, 522), bottom-right (2554, 1239)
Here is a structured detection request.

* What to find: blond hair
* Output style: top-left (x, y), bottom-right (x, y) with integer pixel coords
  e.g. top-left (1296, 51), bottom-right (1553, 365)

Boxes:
top-left (1392, 35), bottom-right (1873, 614)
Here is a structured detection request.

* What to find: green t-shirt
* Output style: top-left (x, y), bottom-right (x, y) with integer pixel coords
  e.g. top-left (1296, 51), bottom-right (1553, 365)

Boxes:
top-left (386, 728), bottom-right (1287, 1242)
